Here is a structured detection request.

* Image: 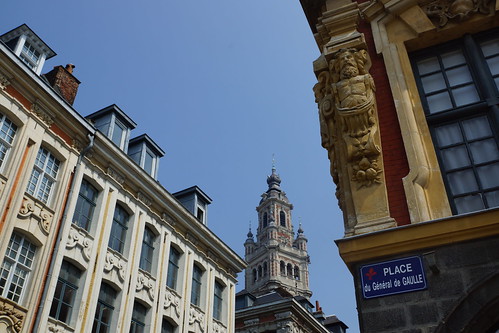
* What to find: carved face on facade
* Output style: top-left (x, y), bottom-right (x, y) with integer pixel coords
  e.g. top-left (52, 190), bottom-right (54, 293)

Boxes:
top-left (338, 50), bottom-right (359, 79)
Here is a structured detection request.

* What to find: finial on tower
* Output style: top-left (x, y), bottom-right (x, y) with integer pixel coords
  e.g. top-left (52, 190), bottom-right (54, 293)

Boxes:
top-left (247, 221), bottom-right (253, 238)
top-left (272, 153), bottom-right (276, 173)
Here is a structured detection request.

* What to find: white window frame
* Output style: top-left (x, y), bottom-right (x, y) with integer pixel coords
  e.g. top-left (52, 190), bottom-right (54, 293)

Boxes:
top-left (26, 147), bottom-right (60, 204)
top-left (0, 113), bottom-right (17, 173)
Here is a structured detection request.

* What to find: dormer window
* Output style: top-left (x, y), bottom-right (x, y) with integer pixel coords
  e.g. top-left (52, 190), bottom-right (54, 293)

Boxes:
top-left (173, 186), bottom-right (212, 225)
top-left (0, 24), bottom-right (56, 75)
top-left (86, 104), bottom-right (136, 152)
top-left (128, 134), bottom-right (165, 179)
top-left (20, 41), bottom-right (40, 69)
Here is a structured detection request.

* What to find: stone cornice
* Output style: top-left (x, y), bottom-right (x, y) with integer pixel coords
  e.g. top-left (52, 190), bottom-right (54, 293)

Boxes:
top-left (337, 208), bottom-right (499, 269)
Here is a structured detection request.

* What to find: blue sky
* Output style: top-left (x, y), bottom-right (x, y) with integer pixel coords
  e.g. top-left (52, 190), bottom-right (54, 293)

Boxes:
top-left (3, 1), bottom-right (359, 331)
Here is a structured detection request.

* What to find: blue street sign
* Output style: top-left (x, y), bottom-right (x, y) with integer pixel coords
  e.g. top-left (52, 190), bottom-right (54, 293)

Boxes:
top-left (360, 256), bottom-right (427, 299)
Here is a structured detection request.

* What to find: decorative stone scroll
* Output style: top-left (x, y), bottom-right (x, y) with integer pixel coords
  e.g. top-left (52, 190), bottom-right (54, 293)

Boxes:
top-left (107, 167), bottom-right (125, 185)
top-left (0, 300), bottom-right (24, 332)
top-left (103, 251), bottom-right (127, 283)
top-left (31, 102), bottom-right (55, 126)
top-left (189, 306), bottom-right (205, 333)
top-left (421, 0), bottom-right (493, 27)
top-left (136, 270), bottom-right (155, 302)
top-left (164, 288), bottom-right (181, 318)
top-left (18, 196), bottom-right (53, 235)
top-left (211, 320), bottom-right (227, 333)
top-left (66, 226), bottom-right (93, 262)
top-left (0, 72), bottom-right (10, 89)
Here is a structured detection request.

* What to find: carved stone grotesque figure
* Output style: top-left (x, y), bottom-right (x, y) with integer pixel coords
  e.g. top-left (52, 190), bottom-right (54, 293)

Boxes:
top-left (330, 48), bottom-right (382, 187)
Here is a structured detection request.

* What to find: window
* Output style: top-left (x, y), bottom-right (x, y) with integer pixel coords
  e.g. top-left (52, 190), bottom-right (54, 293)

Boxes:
top-left (0, 232), bottom-right (36, 303)
top-left (263, 262), bottom-right (268, 276)
top-left (139, 227), bottom-right (155, 273)
top-left (262, 212), bottom-right (268, 228)
top-left (49, 260), bottom-right (81, 324)
top-left (287, 263), bottom-right (293, 277)
top-left (26, 147), bottom-right (60, 204)
top-left (166, 247), bottom-right (180, 290)
top-left (162, 318), bottom-right (175, 333)
top-left (213, 281), bottom-right (224, 321)
top-left (280, 261), bottom-right (285, 276)
top-left (294, 265), bottom-right (300, 280)
top-left (108, 205), bottom-right (129, 254)
top-left (279, 211), bottom-right (286, 227)
top-left (252, 268), bottom-right (257, 282)
top-left (130, 301), bottom-right (147, 333)
top-left (20, 41), bottom-right (40, 69)
top-left (190, 264), bottom-right (203, 306)
top-left (110, 120), bottom-right (125, 148)
top-left (73, 179), bottom-right (98, 231)
top-left (412, 31), bottom-right (499, 214)
top-left (0, 113), bottom-right (17, 172)
top-left (92, 283), bottom-right (117, 333)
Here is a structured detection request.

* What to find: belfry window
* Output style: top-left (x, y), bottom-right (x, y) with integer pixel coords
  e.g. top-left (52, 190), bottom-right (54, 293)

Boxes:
top-left (262, 212), bottom-right (268, 228)
top-left (411, 30), bottom-right (499, 214)
top-left (279, 211), bottom-right (286, 226)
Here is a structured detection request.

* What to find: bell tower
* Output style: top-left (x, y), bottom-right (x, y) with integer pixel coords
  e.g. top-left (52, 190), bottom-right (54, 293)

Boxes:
top-left (244, 166), bottom-right (311, 298)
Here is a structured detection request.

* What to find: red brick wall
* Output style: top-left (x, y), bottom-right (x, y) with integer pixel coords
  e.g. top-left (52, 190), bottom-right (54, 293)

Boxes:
top-left (358, 19), bottom-right (411, 226)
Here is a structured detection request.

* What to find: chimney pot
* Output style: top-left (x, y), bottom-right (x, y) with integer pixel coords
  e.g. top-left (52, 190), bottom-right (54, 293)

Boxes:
top-left (65, 64), bottom-right (75, 74)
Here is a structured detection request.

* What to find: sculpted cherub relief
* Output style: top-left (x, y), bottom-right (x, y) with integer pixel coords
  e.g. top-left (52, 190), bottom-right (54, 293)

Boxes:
top-left (315, 48), bottom-right (383, 188)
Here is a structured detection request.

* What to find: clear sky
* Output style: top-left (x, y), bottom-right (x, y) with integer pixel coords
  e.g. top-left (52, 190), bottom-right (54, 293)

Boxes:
top-left (2, 1), bottom-right (359, 331)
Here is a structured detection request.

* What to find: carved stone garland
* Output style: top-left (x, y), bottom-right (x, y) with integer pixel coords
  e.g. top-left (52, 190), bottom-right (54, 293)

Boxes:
top-left (18, 196), bottom-right (53, 235)
top-left (189, 306), bottom-right (205, 333)
top-left (103, 251), bottom-right (127, 283)
top-left (136, 270), bottom-right (155, 302)
top-left (0, 301), bottom-right (24, 333)
top-left (421, 0), bottom-right (493, 27)
top-left (164, 288), bottom-right (181, 318)
top-left (66, 226), bottom-right (93, 262)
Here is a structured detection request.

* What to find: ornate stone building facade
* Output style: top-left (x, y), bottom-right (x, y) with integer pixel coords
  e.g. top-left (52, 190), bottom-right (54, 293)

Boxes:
top-left (236, 169), bottom-right (347, 333)
top-left (300, 0), bottom-right (499, 331)
top-left (0, 24), bottom-right (245, 333)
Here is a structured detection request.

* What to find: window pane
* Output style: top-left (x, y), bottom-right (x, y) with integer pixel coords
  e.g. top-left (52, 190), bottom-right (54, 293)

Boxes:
top-left (455, 194), bottom-right (484, 214)
top-left (446, 65), bottom-right (474, 86)
top-left (111, 123), bottom-right (124, 147)
top-left (435, 123), bottom-right (463, 146)
top-left (462, 116), bottom-right (492, 140)
top-left (421, 73), bottom-right (446, 93)
top-left (416, 57), bottom-right (440, 75)
top-left (485, 190), bottom-right (499, 208)
top-left (470, 139), bottom-right (499, 163)
top-left (477, 163), bottom-right (499, 189)
top-left (485, 56), bottom-right (499, 76)
top-left (427, 92), bottom-right (453, 113)
top-left (448, 169), bottom-right (478, 195)
top-left (452, 84), bottom-right (480, 106)
top-left (441, 49), bottom-right (466, 67)
top-left (480, 38), bottom-right (499, 57)
top-left (441, 145), bottom-right (470, 170)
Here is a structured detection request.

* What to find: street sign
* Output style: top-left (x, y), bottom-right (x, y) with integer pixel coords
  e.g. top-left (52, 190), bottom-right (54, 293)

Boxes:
top-left (360, 256), bottom-right (427, 299)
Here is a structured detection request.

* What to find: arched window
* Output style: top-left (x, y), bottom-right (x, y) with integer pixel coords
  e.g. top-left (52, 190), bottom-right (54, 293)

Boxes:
top-left (294, 266), bottom-right (300, 280)
top-left (262, 212), bottom-right (268, 228)
top-left (287, 263), bottom-right (293, 277)
top-left (258, 265), bottom-right (263, 279)
top-left (263, 262), bottom-right (268, 276)
top-left (252, 269), bottom-right (257, 282)
top-left (280, 211), bottom-right (286, 227)
top-left (280, 261), bottom-right (286, 275)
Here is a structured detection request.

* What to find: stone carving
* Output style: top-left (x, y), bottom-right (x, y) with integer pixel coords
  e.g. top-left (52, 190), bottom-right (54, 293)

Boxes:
top-left (212, 320), bottom-right (227, 333)
top-left (31, 102), bottom-right (55, 126)
top-left (136, 270), bottom-right (155, 301)
top-left (103, 251), bottom-right (127, 283)
top-left (189, 306), bottom-right (205, 332)
top-left (162, 212), bottom-right (176, 226)
top-left (0, 300), bottom-right (24, 332)
top-left (47, 320), bottom-right (69, 333)
top-left (328, 48), bottom-right (382, 188)
top-left (186, 232), bottom-right (199, 246)
top-left (18, 196), bottom-right (53, 234)
top-left (277, 320), bottom-right (303, 333)
top-left (0, 72), bottom-right (10, 89)
top-left (107, 167), bottom-right (125, 185)
top-left (137, 191), bottom-right (152, 207)
top-left (164, 288), bottom-right (181, 317)
top-left (66, 226), bottom-right (92, 262)
top-left (243, 318), bottom-right (260, 326)
top-left (422, 0), bottom-right (492, 27)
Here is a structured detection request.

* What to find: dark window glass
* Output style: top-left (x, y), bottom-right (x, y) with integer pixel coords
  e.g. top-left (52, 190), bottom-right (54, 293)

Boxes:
top-left (73, 179), bottom-right (98, 231)
top-left (162, 318), bottom-right (175, 333)
top-left (139, 227), bottom-right (155, 273)
top-left (279, 211), bottom-right (286, 226)
top-left (92, 283), bottom-right (117, 333)
top-left (262, 213), bottom-right (268, 228)
top-left (412, 31), bottom-right (499, 214)
top-left (166, 247), bottom-right (180, 290)
top-left (130, 302), bottom-right (147, 333)
top-left (49, 261), bottom-right (81, 324)
top-left (213, 281), bottom-right (224, 321)
top-left (190, 264), bottom-right (203, 306)
top-left (108, 205), bottom-right (129, 254)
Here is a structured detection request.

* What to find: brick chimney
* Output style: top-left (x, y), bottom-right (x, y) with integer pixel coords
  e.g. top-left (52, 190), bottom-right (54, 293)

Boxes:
top-left (43, 64), bottom-right (80, 105)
